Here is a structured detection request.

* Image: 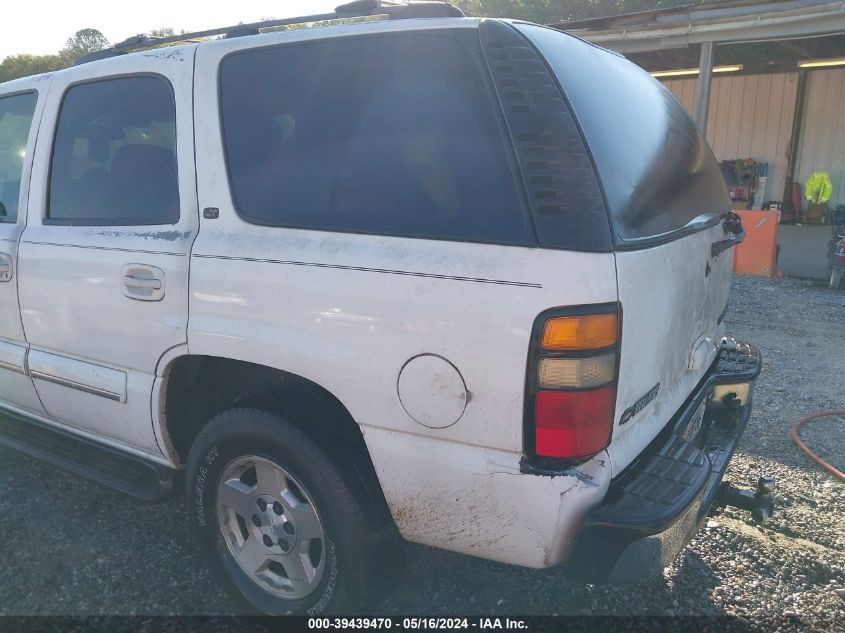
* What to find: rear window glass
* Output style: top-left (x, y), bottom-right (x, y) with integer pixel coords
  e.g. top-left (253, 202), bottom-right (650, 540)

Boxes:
top-left (0, 91), bottom-right (37, 222)
top-left (48, 76), bottom-right (179, 225)
top-left (518, 24), bottom-right (730, 242)
top-left (220, 32), bottom-right (533, 246)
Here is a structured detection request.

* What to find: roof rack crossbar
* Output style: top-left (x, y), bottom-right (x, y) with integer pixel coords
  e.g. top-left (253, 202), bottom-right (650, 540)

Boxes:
top-left (73, 1), bottom-right (464, 65)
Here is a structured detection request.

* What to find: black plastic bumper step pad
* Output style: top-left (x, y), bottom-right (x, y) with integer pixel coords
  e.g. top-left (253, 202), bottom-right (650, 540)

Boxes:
top-left (716, 337), bottom-right (760, 381)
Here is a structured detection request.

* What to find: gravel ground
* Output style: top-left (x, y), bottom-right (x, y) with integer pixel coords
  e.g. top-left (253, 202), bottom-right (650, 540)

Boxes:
top-left (0, 275), bottom-right (843, 630)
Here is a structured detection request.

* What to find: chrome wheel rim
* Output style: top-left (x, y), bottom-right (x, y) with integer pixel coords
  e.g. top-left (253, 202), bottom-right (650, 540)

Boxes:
top-left (216, 455), bottom-right (326, 600)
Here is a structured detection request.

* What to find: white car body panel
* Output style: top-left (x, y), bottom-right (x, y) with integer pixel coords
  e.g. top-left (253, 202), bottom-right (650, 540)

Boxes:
top-left (187, 231), bottom-right (617, 453)
top-left (0, 76), bottom-right (50, 416)
top-left (609, 226), bottom-right (732, 473)
top-left (364, 427), bottom-right (611, 567)
top-left (16, 47), bottom-right (198, 455)
top-left (28, 349), bottom-right (127, 402)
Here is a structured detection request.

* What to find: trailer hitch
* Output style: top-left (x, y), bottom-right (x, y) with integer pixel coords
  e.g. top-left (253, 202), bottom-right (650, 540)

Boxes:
top-left (715, 475), bottom-right (776, 523)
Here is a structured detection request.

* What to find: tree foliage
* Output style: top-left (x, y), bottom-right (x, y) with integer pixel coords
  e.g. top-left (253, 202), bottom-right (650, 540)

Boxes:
top-left (0, 54), bottom-right (68, 83)
top-left (149, 27), bottom-right (195, 38)
top-left (0, 28), bottom-right (109, 84)
top-left (0, 0), bottom-right (721, 84)
top-left (150, 27), bottom-right (177, 38)
top-left (62, 28), bottom-right (110, 58)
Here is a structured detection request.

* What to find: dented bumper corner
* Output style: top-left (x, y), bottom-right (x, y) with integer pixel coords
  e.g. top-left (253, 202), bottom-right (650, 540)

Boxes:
top-left (563, 337), bottom-right (762, 584)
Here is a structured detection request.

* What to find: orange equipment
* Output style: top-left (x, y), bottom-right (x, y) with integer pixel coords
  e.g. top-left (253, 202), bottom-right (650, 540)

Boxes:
top-left (732, 210), bottom-right (779, 277)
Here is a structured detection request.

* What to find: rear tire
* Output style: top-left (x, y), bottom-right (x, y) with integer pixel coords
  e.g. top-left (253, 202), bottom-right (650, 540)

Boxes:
top-left (186, 407), bottom-right (397, 614)
top-left (831, 268), bottom-right (843, 289)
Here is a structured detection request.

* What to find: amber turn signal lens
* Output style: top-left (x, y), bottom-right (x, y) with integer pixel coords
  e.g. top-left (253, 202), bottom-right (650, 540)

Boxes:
top-left (540, 313), bottom-right (618, 351)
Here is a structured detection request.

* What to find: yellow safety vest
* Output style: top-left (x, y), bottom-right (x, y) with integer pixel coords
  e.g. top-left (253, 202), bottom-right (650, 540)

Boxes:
top-left (805, 172), bottom-right (833, 204)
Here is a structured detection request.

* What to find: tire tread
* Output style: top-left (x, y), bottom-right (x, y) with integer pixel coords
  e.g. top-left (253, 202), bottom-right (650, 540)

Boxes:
top-left (187, 407), bottom-right (399, 614)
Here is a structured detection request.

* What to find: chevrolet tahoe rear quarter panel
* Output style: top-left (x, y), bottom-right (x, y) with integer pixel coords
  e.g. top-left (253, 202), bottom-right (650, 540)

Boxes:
top-left (189, 19), bottom-right (618, 565)
top-left (187, 231), bottom-right (617, 564)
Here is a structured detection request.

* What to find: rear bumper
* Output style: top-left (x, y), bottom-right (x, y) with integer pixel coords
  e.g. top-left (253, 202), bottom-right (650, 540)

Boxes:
top-left (564, 337), bottom-right (761, 584)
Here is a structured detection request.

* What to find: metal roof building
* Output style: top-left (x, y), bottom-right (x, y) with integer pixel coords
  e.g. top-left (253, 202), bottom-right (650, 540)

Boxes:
top-left (555, 0), bottom-right (845, 212)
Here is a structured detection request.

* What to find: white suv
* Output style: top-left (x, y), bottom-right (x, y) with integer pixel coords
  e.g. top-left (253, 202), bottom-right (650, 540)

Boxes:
top-left (0, 1), bottom-right (760, 615)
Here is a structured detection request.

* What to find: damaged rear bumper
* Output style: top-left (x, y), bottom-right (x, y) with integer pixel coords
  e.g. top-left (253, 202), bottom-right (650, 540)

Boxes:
top-left (564, 337), bottom-right (762, 584)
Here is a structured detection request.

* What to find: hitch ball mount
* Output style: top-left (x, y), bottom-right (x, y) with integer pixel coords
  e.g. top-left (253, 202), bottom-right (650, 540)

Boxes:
top-left (716, 475), bottom-right (776, 523)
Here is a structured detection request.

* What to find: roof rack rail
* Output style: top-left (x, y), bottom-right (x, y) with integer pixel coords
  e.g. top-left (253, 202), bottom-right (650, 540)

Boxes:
top-left (73, 0), bottom-right (465, 66)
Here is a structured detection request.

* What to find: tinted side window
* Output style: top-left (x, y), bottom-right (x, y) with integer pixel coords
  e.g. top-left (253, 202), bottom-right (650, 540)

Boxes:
top-left (220, 32), bottom-right (533, 246)
top-left (0, 92), bottom-right (37, 222)
top-left (48, 76), bottom-right (179, 225)
top-left (518, 24), bottom-right (730, 243)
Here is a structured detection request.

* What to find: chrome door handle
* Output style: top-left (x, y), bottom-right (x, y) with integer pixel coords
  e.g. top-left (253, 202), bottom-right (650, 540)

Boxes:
top-left (0, 253), bottom-right (11, 282)
top-left (121, 264), bottom-right (165, 301)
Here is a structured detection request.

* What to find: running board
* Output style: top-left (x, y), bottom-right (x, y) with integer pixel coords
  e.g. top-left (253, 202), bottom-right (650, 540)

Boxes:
top-left (0, 408), bottom-right (179, 502)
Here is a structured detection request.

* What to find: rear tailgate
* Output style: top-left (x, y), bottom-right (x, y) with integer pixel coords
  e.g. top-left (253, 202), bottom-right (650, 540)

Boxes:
top-left (517, 22), bottom-right (734, 473)
top-left (613, 225), bottom-right (731, 470)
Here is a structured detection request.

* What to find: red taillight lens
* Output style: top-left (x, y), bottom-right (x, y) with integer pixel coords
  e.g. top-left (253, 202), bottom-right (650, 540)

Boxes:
top-left (526, 305), bottom-right (620, 461)
top-left (837, 239), bottom-right (845, 264)
top-left (534, 387), bottom-right (615, 458)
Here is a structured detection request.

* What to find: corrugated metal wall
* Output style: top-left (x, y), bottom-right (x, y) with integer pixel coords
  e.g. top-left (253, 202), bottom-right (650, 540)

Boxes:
top-left (662, 73), bottom-right (799, 205)
top-left (796, 68), bottom-right (845, 208)
top-left (662, 77), bottom-right (697, 112)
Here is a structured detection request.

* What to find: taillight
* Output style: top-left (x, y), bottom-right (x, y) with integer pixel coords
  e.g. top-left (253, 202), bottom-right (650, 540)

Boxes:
top-left (525, 305), bottom-right (620, 461)
top-left (540, 313), bottom-right (617, 351)
top-left (836, 239), bottom-right (845, 264)
top-left (537, 354), bottom-right (616, 389)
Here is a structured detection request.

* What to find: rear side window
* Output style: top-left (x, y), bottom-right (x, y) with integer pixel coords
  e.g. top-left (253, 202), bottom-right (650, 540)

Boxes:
top-left (48, 76), bottom-right (179, 225)
top-left (220, 32), bottom-right (533, 246)
top-left (518, 24), bottom-right (730, 243)
top-left (0, 92), bottom-right (37, 222)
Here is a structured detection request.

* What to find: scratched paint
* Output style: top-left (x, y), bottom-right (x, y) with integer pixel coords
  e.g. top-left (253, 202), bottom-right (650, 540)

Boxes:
top-left (362, 426), bottom-right (611, 568)
top-left (610, 221), bottom-right (731, 476)
top-left (92, 230), bottom-right (191, 242)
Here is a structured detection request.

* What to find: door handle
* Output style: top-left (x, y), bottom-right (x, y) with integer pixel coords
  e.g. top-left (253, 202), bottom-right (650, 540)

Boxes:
top-left (121, 264), bottom-right (165, 301)
top-left (0, 253), bottom-right (11, 282)
top-left (711, 212), bottom-right (746, 257)
top-left (123, 275), bottom-right (161, 290)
